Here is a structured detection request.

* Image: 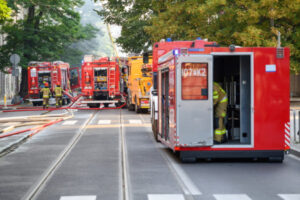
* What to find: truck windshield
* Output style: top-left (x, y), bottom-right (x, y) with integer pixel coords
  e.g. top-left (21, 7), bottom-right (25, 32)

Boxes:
top-left (181, 63), bottom-right (208, 100)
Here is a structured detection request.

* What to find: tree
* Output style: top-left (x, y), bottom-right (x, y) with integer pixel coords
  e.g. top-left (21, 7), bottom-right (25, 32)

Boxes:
top-left (95, 0), bottom-right (156, 53)
top-left (145, 0), bottom-right (300, 73)
top-left (97, 0), bottom-right (300, 73)
top-left (0, 0), bottom-right (11, 23)
top-left (0, 0), bottom-right (97, 97)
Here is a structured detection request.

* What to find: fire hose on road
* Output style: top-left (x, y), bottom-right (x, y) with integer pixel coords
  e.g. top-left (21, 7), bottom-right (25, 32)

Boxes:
top-left (1, 94), bottom-right (127, 113)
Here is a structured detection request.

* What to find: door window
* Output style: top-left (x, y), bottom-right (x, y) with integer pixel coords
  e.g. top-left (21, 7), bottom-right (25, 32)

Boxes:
top-left (181, 63), bottom-right (208, 100)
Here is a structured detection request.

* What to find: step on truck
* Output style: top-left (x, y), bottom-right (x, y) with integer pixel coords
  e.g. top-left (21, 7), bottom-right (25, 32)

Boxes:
top-left (126, 56), bottom-right (153, 113)
top-left (81, 57), bottom-right (124, 108)
top-left (151, 38), bottom-right (290, 162)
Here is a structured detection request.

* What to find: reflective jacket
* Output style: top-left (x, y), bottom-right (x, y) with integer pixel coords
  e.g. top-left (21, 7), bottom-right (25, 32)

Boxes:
top-left (54, 86), bottom-right (63, 97)
top-left (213, 82), bottom-right (227, 105)
top-left (41, 87), bottom-right (51, 98)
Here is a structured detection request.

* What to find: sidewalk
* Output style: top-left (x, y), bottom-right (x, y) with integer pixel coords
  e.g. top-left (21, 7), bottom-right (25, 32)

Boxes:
top-left (290, 143), bottom-right (300, 157)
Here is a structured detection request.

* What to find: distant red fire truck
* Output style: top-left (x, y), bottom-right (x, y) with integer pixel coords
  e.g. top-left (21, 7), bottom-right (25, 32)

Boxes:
top-left (152, 38), bottom-right (290, 162)
top-left (81, 57), bottom-right (123, 108)
top-left (27, 61), bottom-right (73, 106)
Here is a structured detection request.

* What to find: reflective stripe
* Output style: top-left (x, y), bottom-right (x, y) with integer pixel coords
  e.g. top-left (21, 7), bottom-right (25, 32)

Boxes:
top-left (221, 112), bottom-right (226, 117)
top-left (43, 96), bottom-right (49, 98)
top-left (213, 95), bottom-right (219, 99)
top-left (213, 91), bottom-right (218, 95)
top-left (220, 96), bottom-right (228, 103)
top-left (214, 129), bottom-right (226, 135)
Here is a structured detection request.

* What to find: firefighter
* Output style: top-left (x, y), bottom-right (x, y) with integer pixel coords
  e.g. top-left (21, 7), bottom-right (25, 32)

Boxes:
top-left (213, 82), bottom-right (228, 143)
top-left (54, 83), bottom-right (63, 108)
top-left (41, 82), bottom-right (51, 109)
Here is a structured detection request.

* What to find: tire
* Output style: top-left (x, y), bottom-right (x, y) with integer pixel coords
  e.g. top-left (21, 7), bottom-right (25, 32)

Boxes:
top-left (151, 104), bottom-right (159, 142)
top-left (268, 156), bottom-right (283, 163)
top-left (32, 102), bottom-right (37, 106)
top-left (104, 103), bottom-right (109, 108)
top-left (62, 99), bottom-right (67, 105)
top-left (180, 156), bottom-right (197, 163)
top-left (135, 97), bottom-right (140, 113)
top-left (127, 97), bottom-right (134, 111)
top-left (88, 103), bottom-right (100, 108)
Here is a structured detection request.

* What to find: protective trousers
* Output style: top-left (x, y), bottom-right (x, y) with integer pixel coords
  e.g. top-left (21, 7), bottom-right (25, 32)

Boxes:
top-left (55, 96), bottom-right (62, 107)
top-left (43, 98), bottom-right (49, 109)
top-left (214, 101), bottom-right (228, 143)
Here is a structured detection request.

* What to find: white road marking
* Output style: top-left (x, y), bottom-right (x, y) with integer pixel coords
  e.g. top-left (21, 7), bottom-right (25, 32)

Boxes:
top-left (157, 144), bottom-right (202, 195)
top-left (129, 119), bottom-right (142, 124)
top-left (288, 154), bottom-right (300, 162)
top-left (62, 120), bottom-right (77, 125)
top-left (278, 194), bottom-right (300, 200)
top-left (98, 120), bottom-right (111, 125)
top-left (148, 194), bottom-right (185, 200)
top-left (60, 196), bottom-right (96, 200)
top-left (214, 194), bottom-right (252, 200)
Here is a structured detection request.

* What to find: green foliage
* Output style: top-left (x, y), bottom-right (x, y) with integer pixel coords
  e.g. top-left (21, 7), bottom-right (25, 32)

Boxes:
top-left (97, 0), bottom-right (300, 73)
top-left (95, 0), bottom-right (154, 53)
top-left (0, 0), bottom-right (97, 70)
top-left (0, 0), bottom-right (98, 96)
top-left (146, 0), bottom-right (300, 73)
top-left (0, 0), bottom-right (11, 23)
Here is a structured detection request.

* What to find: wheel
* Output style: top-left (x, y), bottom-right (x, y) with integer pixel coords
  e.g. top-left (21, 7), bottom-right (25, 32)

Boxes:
top-left (127, 97), bottom-right (134, 111)
top-left (104, 103), bottom-right (109, 108)
top-left (268, 156), bottom-right (283, 163)
top-left (115, 102), bottom-right (122, 108)
top-left (135, 97), bottom-right (140, 113)
top-left (180, 156), bottom-right (197, 163)
top-left (32, 102), bottom-right (37, 106)
top-left (62, 98), bottom-right (67, 105)
top-left (153, 119), bottom-right (159, 142)
top-left (88, 103), bottom-right (100, 108)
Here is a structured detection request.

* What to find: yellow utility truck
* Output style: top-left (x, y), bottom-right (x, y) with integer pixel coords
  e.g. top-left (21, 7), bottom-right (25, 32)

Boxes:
top-left (127, 56), bottom-right (152, 113)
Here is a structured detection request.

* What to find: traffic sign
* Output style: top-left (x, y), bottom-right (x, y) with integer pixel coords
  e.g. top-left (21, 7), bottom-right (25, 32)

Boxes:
top-left (10, 54), bottom-right (20, 66)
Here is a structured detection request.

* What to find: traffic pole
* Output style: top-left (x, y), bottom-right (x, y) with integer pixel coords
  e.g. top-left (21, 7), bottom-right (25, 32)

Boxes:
top-left (3, 94), bottom-right (7, 109)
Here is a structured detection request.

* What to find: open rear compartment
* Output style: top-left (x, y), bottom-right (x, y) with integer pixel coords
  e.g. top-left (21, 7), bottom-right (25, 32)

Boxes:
top-left (93, 67), bottom-right (108, 100)
top-left (213, 55), bottom-right (252, 146)
top-left (38, 71), bottom-right (51, 88)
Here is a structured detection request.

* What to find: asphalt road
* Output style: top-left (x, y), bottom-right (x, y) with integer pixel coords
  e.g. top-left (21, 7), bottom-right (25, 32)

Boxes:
top-left (0, 109), bottom-right (299, 200)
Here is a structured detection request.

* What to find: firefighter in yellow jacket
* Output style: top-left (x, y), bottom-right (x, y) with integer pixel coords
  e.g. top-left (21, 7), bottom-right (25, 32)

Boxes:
top-left (41, 82), bottom-right (51, 109)
top-left (213, 82), bottom-right (228, 143)
top-left (54, 83), bottom-right (63, 108)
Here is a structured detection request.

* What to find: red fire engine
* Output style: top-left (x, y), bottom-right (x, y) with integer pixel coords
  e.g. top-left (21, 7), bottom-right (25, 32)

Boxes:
top-left (81, 57), bottom-right (123, 108)
top-left (28, 61), bottom-right (73, 106)
top-left (152, 38), bottom-right (290, 162)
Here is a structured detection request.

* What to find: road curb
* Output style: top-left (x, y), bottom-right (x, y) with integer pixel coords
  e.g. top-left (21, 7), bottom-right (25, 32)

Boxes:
top-left (290, 147), bottom-right (300, 158)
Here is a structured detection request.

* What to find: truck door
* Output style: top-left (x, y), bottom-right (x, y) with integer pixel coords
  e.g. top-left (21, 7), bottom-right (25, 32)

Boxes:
top-left (70, 67), bottom-right (80, 90)
top-left (177, 55), bottom-right (213, 146)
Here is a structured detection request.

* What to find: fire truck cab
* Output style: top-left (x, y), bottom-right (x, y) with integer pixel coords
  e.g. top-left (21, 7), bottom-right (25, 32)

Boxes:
top-left (28, 61), bottom-right (72, 106)
top-left (155, 39), bottom-right (290, 162)
top-left (81, 57), bottom-right (123, 108)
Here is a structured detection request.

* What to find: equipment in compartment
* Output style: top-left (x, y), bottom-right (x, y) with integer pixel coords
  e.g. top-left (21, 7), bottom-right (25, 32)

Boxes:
top-left (213, 55), bottom-right (251, 145)
top-left (94, 68), bottom-right (108, 90)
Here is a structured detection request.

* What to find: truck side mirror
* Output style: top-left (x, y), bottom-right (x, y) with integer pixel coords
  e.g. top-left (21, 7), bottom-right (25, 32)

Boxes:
top-left (143, 53), bottom-right (149, 64)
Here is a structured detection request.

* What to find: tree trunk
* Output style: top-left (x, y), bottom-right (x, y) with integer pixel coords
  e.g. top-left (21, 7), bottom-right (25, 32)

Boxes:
top-left (19, 6), bottom-right (35, 98)
top-left (19, 67), bottom-right (28, 98)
